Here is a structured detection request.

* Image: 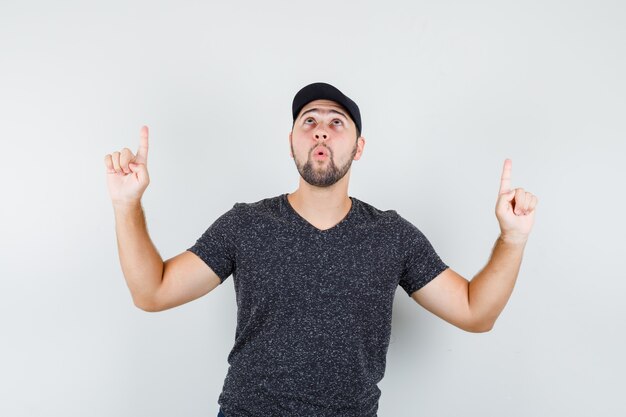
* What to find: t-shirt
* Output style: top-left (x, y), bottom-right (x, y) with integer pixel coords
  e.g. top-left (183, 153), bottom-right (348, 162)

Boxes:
top-left (186, 193), bottom-right (449, 417)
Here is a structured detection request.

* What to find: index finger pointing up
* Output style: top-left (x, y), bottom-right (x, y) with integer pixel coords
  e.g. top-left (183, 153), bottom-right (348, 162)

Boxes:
top-left (499, 158), bottom-right (512, 194)
top-left (136, 125), bottom-right (149, 164)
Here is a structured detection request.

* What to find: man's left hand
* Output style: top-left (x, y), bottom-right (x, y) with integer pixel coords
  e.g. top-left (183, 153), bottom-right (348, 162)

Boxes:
top-left (495, 159), bottom-right (538, 243)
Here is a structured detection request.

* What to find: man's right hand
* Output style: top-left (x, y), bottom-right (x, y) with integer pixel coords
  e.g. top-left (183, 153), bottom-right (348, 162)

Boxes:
top-left (104, 125), bottom-right (151, 206)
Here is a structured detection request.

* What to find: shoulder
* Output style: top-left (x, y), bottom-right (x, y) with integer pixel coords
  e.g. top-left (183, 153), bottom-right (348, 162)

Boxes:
top-left (354, 198), bottom-right (432, 244)
top-left (224, 194), bottom-right (285, 227)
top-left (351, 196), bottom-right (398, 224)
top-left (350, 197), bottom-right (416, 244)
top-left (354, 197), bottom-right (416, 227)
top-left (233, 194), bottom-right (282, 215)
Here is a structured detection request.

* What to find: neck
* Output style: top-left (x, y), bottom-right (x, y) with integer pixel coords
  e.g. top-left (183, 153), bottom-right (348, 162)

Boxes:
top-left (287, 174), bottom-right (352, 229)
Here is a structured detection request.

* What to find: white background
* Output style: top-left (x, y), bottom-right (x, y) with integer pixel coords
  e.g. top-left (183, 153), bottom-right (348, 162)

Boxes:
top-left (1, 1), bottom-right (625, 416)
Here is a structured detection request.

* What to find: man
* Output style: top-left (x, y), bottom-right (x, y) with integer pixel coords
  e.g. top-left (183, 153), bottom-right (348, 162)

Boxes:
top-left (104, 82), bottom-right (538, 417)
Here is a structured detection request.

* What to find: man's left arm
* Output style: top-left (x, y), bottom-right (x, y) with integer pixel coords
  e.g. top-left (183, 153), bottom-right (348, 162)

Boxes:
top-left (411, 158), bottom-right (538, 332)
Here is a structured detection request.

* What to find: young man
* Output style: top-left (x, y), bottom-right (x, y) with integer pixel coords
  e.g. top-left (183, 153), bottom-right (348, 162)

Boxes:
top-left (105, 82), bottom-right (538, 417)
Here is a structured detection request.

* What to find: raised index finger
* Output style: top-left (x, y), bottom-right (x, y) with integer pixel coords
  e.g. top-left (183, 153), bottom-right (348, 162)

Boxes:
top-left (499, 158), bottom-right (512, 194)
top-left (135, 125), bottom-right (149, 164)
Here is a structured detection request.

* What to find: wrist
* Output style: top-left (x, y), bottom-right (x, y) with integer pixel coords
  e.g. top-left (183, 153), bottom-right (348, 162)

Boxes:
top-left (112, 199), bottom-right (142, 211)
top-left (499, 232), bottom-right (528, 245)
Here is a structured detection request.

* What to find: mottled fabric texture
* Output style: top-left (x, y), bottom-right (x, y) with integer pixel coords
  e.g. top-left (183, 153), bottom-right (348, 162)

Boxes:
top-left (187, 193), bottom-right (449, 417)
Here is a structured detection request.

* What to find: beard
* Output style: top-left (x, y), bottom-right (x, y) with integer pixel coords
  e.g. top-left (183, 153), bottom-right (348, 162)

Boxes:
top-left (291, 142), bottom-right (358, 187)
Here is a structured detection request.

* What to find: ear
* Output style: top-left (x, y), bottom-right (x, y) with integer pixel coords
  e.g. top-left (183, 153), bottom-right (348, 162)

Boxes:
top-left (353, 136), bottom-right (366, 161)
top-left (289, 131), bottom-right (293, 158)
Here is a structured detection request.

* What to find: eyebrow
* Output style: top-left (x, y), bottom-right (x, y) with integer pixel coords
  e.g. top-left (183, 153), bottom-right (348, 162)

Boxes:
top-left (299, 108), bottom-right (349, 122)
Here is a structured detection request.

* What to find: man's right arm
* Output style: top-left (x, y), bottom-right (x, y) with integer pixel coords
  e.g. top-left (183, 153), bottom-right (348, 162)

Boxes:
top-left (113, 201), bottom-right (221, 312)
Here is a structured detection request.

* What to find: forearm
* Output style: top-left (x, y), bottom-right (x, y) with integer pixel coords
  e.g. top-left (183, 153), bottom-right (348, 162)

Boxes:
top-left (113, 201), bottom-right (164, 308)
top-left (469, 234), bottom-right (527, 330)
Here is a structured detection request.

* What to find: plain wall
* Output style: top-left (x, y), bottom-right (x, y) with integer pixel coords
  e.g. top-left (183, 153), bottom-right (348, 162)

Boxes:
top-left (1, 0), bottom-right (625, 416)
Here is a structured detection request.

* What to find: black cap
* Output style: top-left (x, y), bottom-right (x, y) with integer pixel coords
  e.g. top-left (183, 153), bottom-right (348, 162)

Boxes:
top-left (292, 82), bottom-right (362, 134)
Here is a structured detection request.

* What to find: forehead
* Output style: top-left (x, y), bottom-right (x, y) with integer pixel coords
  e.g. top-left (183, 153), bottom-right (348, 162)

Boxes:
top-left (298, 99), bottom-right (349, 117)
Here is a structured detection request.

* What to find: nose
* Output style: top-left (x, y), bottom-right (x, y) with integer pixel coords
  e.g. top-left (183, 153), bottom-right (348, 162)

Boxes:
top-left (315, 132), bottom-right (328, 140)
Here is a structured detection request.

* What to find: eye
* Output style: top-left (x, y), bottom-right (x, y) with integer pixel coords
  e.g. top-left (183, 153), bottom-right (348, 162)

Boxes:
top-left (304, 118), bottom-right (315, 124)
top-left (332, 119), bottom-right (343, 126)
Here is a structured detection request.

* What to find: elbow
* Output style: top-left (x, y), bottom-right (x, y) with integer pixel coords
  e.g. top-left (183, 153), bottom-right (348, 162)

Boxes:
top-left (469, 323), bottom-right (494, 333)
top-left (464, 318), bottom-right (495, 333)
top-left (133, 296), bottom-right (162, 313)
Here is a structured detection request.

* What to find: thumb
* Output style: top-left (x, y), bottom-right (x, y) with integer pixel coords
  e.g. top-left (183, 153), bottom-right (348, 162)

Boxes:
top-left (497, 189), bottom-right (516, 209)
top-left (503, 189), bottom-right (516, 200)
top-left (129, 162), bottom-right (148, 183)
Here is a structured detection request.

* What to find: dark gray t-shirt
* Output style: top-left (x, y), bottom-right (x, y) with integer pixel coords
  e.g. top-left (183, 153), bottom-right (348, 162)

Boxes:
top-left (187, 193), bottom-right (449, 417)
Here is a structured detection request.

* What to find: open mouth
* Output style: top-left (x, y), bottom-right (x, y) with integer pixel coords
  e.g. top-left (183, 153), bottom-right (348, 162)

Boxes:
top-left (313, 147), bottom-right (329, 158)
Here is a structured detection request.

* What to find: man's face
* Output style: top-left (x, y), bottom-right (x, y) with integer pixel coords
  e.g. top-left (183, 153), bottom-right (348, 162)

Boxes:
top-left (289, 99), bottom-right (364, 187)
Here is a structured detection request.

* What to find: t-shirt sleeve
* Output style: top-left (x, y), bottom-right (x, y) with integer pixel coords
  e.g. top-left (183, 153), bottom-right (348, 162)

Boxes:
top-left (186, 203), bottom-right (241, 284)
top-left (397, 216), bottom-right (449, 297)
